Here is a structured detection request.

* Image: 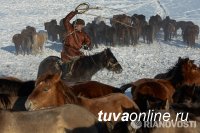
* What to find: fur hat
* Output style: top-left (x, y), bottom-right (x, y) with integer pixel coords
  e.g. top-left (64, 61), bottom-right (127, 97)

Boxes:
top-left (73, 19), bottom-right (85, 25)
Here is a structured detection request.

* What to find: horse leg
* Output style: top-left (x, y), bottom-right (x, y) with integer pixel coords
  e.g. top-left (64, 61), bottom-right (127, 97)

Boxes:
top-left (143, 34), bottom-right (145, 43)
top-left (15, 44), bottom-right (19, 55)
top-left (164, 99), bottom-right (170, 110)
top-left (21, 40), bottom-right (26, 56)
top-left (40, 44), bottom-right (43, 52)
top-left (134, 95), bottom-right (148, 112)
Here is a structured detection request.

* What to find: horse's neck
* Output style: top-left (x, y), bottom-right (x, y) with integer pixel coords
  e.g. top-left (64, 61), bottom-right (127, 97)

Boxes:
top-left (90, 53), bottom-right (107, 70)
top-left (59, 81), bottom-right (79, 104)
top-left (167, 68), bottom-right (183, 88)
top-left (77, 53), bottom-right (106, 76)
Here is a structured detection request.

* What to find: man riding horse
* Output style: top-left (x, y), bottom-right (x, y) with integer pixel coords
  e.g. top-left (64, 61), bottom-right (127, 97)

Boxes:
top-left (61, 9), bottom-right (91, 62)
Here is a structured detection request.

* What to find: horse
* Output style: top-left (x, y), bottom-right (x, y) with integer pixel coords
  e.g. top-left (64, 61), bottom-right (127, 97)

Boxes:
top-left (194, 24), bottom-right (199, 39)
top-left (0, 77), bottom-right (35, 110)
top-left (141, 109), bottom-right (200, 133)
top-left (173, 84), bottom-right (200, 104)
top-left (32, 32), bottom-right (48, 54)
top-left (183, 24), bottom-right (197, 46)
top-left (149, 14), bottom-right (162, 38)
top-left (90, 18), bottom-right (107, 45)
top-left (12, 33), bottom-right (24, 55)
top-left (163, 22), bottom-right (176, 41)
top-left (105, 25), bottom-right (116, 46)
top-left (143, 24), bottom-right (154, 44)
top-left (20, 26), bottom-right (36, 55)
top-left (68, 81), bottom-right (126, 98)
top-left (25, 73), bottom-right (140, 123)
top-left (172, 102), bottom-right (200, 118)
top-left (0, 104), bottom-right (106, 133)
top-left (0, 77), bottom-right (35, 96)
top-left (111, 14), bottom-right (133, 45)
top-left (121, 57), bottom-right (200, 112)
top-left (37, 48), bottom-right (123, 82)
top-left (154, 58), bottom-right (195, 80)
top-left (55, 24), bottom-right (65, 43)
top-left (176, 21), bottom-right (194, 35)
top-left (44, 19), bottom-right (58, 42)
top-left (84, 22), bottom-right (98, 48)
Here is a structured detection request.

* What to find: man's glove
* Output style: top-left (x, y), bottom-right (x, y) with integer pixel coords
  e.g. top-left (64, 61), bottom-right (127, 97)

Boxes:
top-left (75, 10), bottom-right (81, 14)
top-left (82, 45), bottom-right (89, 50)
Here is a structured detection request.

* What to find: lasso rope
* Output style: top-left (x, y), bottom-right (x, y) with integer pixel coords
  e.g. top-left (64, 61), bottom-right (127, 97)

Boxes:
top-left (75, 3), bottom-right (134, 28)
top-left (75, 3), bottom-right (101, 14)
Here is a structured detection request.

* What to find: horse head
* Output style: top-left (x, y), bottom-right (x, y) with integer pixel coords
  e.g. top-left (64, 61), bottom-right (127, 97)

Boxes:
top-left (25, 73), bottom-right (65, 111)
top-left (103, 48), bottom-right (123, 74)
top-left (170, 57), bottom-right (200, 86)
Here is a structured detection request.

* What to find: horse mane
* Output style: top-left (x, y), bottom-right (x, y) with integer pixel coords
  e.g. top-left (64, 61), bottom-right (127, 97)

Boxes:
top-left (0, 78), bottom-right (22, 95)
top-left (74, 48), bottom-right (111, 70)
top-left (58, 80), bottom-right (79, 104)
top-left (166, 58), bottom-right (189, 86)
top-left (36, 74), bottom-right (79, 104)
top-left (79, 48), bottom-right (108, 60)
top-left (0, 78), bottom-right (35, 96)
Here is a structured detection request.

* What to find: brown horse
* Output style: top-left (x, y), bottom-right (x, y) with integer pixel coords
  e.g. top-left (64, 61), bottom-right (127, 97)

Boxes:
top-left (111, 14), bottom-right (133, 45)
top-left (183, 24), bottom-right (197, 46)
top-left (25, 73), bottom-right (140, 122)
top-left (0, 104), bottom-right (106, 133)
top-left (154, 58), bottom-right (195, 79)
top-left (68, 81), bottom-right (126, 98)
top-left (122, 57), bottom-right (200, 112)
top-left (149, 14), bottom-right (162, 38)
top-left (12, 33), bottom-right (23, 55)
top-left (32, 32), bottom-right (47, 54)
top-left (163, 22), bottom-right (176, 41)
top-left (0, 77), bottom-right (35, 110)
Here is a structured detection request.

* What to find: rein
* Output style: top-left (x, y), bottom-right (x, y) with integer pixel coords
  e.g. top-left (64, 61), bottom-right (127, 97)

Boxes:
top-left (84, 50), bottom-right (119, 71)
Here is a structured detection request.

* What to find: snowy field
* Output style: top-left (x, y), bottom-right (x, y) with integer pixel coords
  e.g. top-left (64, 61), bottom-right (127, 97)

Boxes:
top-left (0, 0), bottom-right (200, 88)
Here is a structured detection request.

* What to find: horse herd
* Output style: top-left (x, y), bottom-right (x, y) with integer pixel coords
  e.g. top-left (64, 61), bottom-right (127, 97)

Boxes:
top-left (12, 12), bottom-right (199, 55)
top-left (0, 48), bottom-right (200, 132)
top-left (12, 26), bottom-right (48, 55)
top-left (43, 13), bottom-right (199, 47)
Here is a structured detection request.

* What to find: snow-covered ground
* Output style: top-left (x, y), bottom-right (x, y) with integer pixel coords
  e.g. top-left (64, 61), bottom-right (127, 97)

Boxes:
top-left (0, 0), bottom-right (200, 89)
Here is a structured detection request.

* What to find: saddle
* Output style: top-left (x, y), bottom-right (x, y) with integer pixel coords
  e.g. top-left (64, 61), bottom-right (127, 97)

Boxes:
top-left (61, 56), bottom-right (80, 79)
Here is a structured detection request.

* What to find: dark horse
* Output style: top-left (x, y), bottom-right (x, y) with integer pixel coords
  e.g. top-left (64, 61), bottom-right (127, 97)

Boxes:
top-left (121, 57), bottom-right (200, 112)
top-left (37, 48), bottom-right (122, 82)
top-left (173, 84), bottom-right (200, 104)
top-left (0, 77), bottom-right (35, 110)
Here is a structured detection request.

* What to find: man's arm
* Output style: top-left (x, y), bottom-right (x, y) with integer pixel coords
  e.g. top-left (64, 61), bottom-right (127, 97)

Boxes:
top-left (63, 11), bottom-right (77, 31)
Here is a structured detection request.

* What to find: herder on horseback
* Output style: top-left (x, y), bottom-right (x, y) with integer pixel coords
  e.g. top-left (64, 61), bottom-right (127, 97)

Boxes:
top-left (61, 9), bottom-right (91, 62)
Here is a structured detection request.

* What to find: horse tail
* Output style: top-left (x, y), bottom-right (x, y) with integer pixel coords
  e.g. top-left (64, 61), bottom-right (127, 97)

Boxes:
top-left (119, 83), bottom-right (133, 93)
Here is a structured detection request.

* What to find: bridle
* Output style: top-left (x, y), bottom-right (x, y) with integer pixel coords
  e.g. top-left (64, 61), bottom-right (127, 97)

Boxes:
top-left (86, 50), bottom-right (119, 70)
top-left (107, 60), bottom-right (120, 69)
